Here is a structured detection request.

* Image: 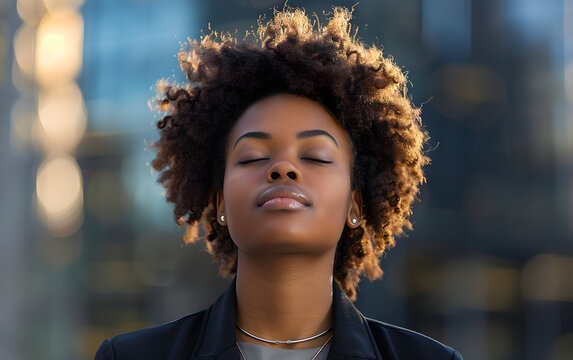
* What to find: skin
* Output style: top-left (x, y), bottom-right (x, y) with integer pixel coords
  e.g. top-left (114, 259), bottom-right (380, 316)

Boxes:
top-left (217, 94), bottom-right (362, 349)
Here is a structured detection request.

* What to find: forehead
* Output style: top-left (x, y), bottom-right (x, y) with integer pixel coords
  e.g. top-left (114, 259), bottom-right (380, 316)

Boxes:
top-left (228, 94), bottom-right (350, 144)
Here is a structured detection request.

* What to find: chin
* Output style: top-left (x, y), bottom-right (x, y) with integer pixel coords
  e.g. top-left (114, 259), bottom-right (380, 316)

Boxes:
top-left (230, 221), bottom-right (343, 254)
top-left (239, 235), bottom-right (338, 256)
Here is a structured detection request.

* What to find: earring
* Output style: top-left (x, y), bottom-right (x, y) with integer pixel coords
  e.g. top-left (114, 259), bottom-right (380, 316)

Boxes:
top-left (220, 215), bottom-right (225, 222)
top-left (351, 218), bottom-right (357, 225)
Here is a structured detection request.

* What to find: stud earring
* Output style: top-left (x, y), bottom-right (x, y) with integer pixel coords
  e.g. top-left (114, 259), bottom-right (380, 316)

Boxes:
top-left (220, 215), bottom-right (225, 222)
top-left (351, 218), bottom-right (357, 225)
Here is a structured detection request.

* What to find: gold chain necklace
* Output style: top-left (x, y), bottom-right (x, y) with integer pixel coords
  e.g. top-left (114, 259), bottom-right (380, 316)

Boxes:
top-left (236, 334), bottom-right (333, 360)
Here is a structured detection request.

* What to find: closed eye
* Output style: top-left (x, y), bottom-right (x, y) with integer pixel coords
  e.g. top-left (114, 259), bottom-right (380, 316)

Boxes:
top-left (301, 157), bottom-right (332, 164)
top-left (238, 158), bottom-right (269, 165)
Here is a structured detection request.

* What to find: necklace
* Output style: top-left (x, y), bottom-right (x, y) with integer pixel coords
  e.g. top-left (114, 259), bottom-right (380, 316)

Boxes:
top-left (235, 324), bottom-right (332, 345)
top-left (236, 334), bottom-right (333, 360)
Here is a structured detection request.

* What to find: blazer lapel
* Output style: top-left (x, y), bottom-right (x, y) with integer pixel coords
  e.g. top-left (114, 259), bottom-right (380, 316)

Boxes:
top-left (192, 279), bottom-right (240, 359)
top-left (328, 283), bottom-right (383, 359)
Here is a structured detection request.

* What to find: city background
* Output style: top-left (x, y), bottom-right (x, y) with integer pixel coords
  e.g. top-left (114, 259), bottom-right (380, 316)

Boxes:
top-left (0, 0), bottom-right (572, 359)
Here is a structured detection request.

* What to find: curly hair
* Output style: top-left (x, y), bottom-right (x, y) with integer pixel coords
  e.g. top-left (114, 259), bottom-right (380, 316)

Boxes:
top-left (151, 7), bottom-right (429, 300)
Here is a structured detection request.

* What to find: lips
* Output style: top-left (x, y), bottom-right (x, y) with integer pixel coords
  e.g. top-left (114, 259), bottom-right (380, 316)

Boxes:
top-left (257, 185), bottom-right (311, 208)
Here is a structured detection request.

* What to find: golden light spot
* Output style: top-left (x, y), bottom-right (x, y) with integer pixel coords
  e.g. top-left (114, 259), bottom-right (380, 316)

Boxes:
top-left (36, 154), bottom-right (84, 237)
top-left (35, 8), bottom-right (83, 86)
top-left (37, 82), bottom-right (87, 152)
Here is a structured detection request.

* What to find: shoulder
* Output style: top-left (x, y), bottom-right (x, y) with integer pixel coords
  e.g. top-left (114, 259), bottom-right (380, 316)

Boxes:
top-left (365, 318), bottom-right (463, 360)
top-left (94, 310), bottom-right (207, 360)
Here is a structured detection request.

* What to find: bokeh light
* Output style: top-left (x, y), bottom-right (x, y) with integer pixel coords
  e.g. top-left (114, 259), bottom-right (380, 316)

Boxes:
top-left (36, 154), bottom-right (84, 237)
top-left (35, 8), bottom-right (83, 87)
top-left (37, 83), bottom-right (87, 152)
top-left (11, 55), bottom-right (36, 95)
top-left (43, 0), bottom-right (85, 12)
top-left (13, 24), bottom-right (36, 77)
top-left (17, 0), bottom-right (45, 25)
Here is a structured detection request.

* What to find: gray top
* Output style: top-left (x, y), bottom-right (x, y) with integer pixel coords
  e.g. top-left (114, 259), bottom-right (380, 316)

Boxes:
top-left (236, 342), bottom-right (331, 360)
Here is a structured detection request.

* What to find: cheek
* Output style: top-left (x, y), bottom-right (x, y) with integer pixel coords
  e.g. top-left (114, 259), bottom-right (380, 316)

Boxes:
top-left (223, 176), bottom-right (244, 212)
top-left (318, 177), bottom-right (352, 219)
top-left (222, 173), bottom-right (255, 234)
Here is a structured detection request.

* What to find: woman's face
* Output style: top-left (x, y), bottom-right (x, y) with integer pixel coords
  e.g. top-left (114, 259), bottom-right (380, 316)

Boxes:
top-left (219, 94), bottom-right (361, 255)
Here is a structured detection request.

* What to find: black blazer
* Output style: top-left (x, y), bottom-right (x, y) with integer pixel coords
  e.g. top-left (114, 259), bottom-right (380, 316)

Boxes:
top-left (95, 281), bottom-right (463, 359)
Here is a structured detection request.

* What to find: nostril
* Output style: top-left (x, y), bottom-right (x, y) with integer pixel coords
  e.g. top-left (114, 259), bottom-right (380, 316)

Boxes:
top-left (271, 171), bottom-right (280, 180)
top-left (287, 171), bottom-right (296, 180)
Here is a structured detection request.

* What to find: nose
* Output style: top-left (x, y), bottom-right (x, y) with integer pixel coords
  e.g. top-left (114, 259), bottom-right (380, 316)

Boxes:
top-left (266, 160), bottom-right (300, 182)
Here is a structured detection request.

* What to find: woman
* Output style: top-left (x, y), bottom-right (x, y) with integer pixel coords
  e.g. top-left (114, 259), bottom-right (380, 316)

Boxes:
top-left (95, 7), bottom-right (463, 360)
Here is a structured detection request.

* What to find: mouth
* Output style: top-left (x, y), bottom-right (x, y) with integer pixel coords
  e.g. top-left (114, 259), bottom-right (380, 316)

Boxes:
top-left (257, 185), bottom-right (311, 209)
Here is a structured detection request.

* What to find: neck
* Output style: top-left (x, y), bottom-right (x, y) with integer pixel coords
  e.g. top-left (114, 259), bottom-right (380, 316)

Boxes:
top-left (235, 250), bottom-right (335, 349)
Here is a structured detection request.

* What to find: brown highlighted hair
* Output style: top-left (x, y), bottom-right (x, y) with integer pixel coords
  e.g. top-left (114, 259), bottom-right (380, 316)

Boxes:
top-left (152, 7), bottom-right (429, 300)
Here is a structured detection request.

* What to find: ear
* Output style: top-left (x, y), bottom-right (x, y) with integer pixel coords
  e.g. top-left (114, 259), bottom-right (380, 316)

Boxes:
top-left (216, 191), bottom-right (226, 226)
top-left (346, 190), bottom-right (363, 228)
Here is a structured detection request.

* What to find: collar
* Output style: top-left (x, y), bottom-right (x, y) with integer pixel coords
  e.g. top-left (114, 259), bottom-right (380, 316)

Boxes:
top-left (194, 279), bottom-right (381, 359)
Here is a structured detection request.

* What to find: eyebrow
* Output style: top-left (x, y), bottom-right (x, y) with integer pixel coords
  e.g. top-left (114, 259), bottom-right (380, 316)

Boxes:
top-left (233, 129), bottom-right (338, 149)
top-left (233, 131), bottom-right (271, 149)
top-left (296, 129), bottom-right (338, 147)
